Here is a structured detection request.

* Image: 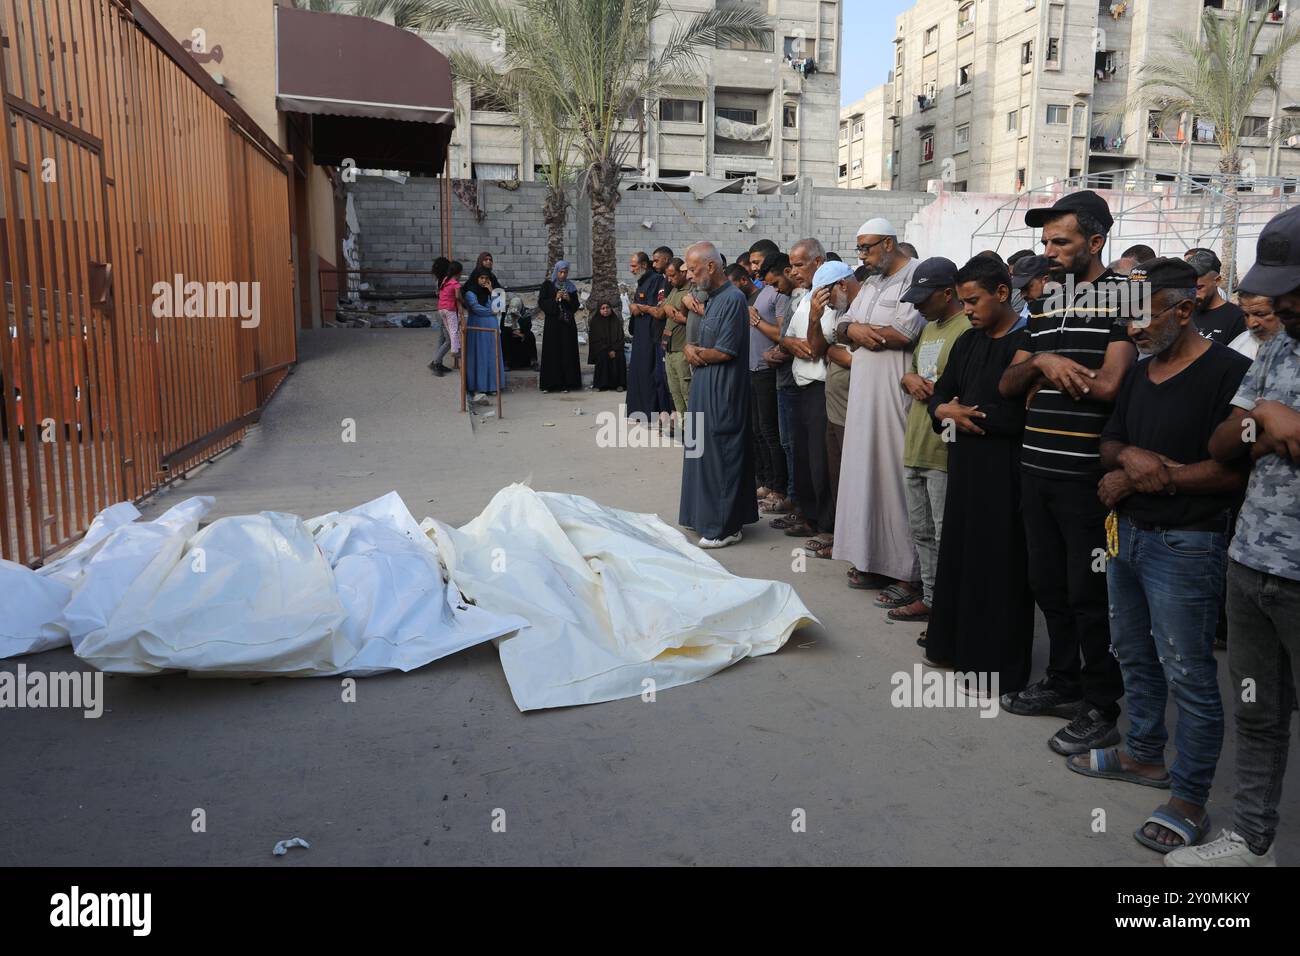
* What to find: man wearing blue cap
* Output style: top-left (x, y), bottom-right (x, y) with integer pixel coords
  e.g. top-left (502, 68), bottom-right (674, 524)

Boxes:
top-left (1170, 206), bottom-right (1300, 866)
top-left (678, 241), bottom-right (759, 549)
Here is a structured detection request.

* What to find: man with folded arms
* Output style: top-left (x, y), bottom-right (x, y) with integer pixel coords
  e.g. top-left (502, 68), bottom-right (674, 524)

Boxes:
top-left (1069, 257), bottom-right (1250, 856)
top-left (1168, 207), bottom-right (1300, 866)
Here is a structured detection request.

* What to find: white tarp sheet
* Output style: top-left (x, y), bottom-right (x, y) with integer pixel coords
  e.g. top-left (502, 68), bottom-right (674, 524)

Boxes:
top-left (2, 487), bottom-right (815, 707)
top-left (427, 485), bottom-right (816, 711)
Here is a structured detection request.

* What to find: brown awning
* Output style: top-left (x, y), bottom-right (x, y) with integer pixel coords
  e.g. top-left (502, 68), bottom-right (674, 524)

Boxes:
top-left (275, 5), bottom-right (455, 175)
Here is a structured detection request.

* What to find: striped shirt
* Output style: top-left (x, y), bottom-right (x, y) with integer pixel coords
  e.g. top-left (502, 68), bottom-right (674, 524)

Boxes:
top-left (1021, 269), bottom-right (1133, 480)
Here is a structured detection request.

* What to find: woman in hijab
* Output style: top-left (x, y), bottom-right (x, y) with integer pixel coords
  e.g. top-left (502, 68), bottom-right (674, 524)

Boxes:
top-left (461, 266), bottom-right (506, 400)
top-left (502, 295), bottom-right (539, 370)
top-left (587, 298), bottom-right (627, 392)
top-left (475, 252), bottom-right (502, 290)
top-left (538, 260), bottom-right (583, 392)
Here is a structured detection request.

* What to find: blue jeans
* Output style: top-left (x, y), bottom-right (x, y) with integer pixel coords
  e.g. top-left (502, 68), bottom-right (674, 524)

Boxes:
top-left (1107, 515), bottom-right (1228, 806)
top-left (776, 386), bottom-right (799, 507)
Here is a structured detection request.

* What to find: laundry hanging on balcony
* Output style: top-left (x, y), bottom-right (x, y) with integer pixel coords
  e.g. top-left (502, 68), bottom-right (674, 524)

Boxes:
top-left (714, 115), bottom-right (772, 143)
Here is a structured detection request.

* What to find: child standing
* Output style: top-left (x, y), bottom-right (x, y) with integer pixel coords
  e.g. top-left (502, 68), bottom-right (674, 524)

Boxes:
top-left (430, 260), bottom-right (463, 377)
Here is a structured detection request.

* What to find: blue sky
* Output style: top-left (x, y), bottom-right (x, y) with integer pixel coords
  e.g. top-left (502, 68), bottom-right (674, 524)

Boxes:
top-left (841, 0), bottom-right (914, 107)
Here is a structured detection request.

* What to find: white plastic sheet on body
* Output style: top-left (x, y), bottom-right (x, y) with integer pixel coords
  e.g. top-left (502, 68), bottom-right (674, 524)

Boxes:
top-left (426, 484), bottom-right (817, 711)
top-left (3, 487), bottom-right (814, 708)
top-left (74, 493), bottom-right (524, 677)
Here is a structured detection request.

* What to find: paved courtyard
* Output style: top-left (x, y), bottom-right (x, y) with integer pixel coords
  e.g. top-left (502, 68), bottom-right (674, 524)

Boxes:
top-left (3, 329), bottom-right (1296, 866)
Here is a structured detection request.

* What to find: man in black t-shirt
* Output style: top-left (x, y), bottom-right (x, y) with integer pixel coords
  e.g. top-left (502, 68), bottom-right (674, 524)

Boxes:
top-left (1186, 249), bottom-right (1248, 344)
top-left (998, 190), bottom-right (1137, 756)
top-left (1073, 257), bottom-right (1250, 856)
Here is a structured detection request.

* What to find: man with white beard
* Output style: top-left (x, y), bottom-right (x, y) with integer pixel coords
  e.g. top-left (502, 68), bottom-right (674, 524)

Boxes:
top-left (832, 218), bottom-right (924, 603)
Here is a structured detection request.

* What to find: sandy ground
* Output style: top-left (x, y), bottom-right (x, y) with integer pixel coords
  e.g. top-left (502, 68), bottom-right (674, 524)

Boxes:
top-left (3, 328), bottom-right (1296, 866)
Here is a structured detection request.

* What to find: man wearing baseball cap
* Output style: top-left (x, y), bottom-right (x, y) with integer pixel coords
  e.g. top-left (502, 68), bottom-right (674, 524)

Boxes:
top-left (997, 190), bottom-right (1137, 755)
top-left (893, 257), bottom-right (970, 623)
top-left (804, 258), bottom-right (859, 559)
top-left (1185, 248), bottom-right (1248, 345)
top-left (1010, 254), bottom-right (1053, 323)
top-left (1172, 207), bottom-right (1300, 866)
top-left (1075, 257), bottom-right (1251, 855)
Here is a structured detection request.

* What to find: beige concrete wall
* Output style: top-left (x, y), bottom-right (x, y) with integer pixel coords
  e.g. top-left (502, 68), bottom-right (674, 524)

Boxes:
top-left (144, 0), bottom-right (282, 145)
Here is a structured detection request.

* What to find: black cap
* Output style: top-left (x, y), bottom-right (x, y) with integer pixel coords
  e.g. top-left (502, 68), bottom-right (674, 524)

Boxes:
top-left (1185, 249), bottom-right (1222, 277)
top-left (1025, 189), bottom-right (1115, 232)
top-left (1240, 206), bottom-right (1300, 297)
top-left (901, 257), bottom-right (959, 304)
top-left (1128, 257), bottom-right (1198, 292)
top-left (1010, 254), bottom-right (1053, 289)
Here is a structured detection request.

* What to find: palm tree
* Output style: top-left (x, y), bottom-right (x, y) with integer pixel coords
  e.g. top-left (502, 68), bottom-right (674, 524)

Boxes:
top-left (352, 0), bottom-right (771, 304)
top-left (1129, 3), bottom-right (1300, 288)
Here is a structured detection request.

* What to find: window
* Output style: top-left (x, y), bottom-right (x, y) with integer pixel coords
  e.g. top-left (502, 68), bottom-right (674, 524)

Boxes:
top-left (1073, 105), bottom-right (1087, 135)
top-left (471, 88), bottom-right (511, 112)
top-left (1046, 38), bottom-right (1060, 63)
top-left (853, 118), bottom-right (865, 136)
top-left (956, 123), bottom-right (970, 150)
top-left (1192, 116), bottom-right (1217, 143)
top-left (924, 26), bottom-right (939, 51)
top-left (1095, 50), bottom-right (1117, 79)
top-left (839, 124), bottom-right (848, 142)
top-left (660, 98), bottom-right (703, 122)
top-left (717, 30), bottom-right (775, 52)
top-left (1007, 109), bottom-right (1020, 132)
top-left (958, 2), bottom-right (975, 28)
top-left (783, 36), bottom-right (816, 60)
top-left (783, 103), bottom-right (798, 129)
top-left (1017, 167), bottom-right (1027, 190)
top-left (852, 158), bottom-right (863, 172)
top-left (839, 163), bottom-right (848, 178)
top-left (724, 170), bottom-right (757, 180)
top-left (921, 133), bottom-right (935, 163)
top-left (1046, 104), bottom-right (1070, 125)
top-left (1021, 40), bottom-right (1034, 65)
top-left (716, 106), bottom-right (759, 125)
top-left (1243, 115), bottom-right (1271, 138)
top-left (957, 63), bottom-right (972, 88)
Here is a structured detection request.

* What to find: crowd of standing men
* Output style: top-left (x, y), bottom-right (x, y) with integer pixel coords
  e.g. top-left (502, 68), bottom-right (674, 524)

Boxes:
top-left (617, 191), bottom-right (1300, 866)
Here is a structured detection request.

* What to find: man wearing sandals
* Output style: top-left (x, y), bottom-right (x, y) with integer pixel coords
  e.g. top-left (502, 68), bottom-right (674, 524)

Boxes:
top-left (896, 257), bottom-right (971, 623)
top-left (1167, 207), bottom-right (1300, 867)
top-left (1070, 257), bottom-right (1250, 855)
top-left (832, 219), bottom-right (925, 603)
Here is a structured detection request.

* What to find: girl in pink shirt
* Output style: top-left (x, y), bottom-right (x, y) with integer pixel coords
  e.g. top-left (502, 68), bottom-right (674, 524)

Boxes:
top-left (430, 260), bottom-right (463, 376)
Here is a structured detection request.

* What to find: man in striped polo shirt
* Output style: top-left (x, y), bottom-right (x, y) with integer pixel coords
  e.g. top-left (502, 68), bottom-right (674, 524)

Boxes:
top-left (997, 190), bottom-right (1138, 754)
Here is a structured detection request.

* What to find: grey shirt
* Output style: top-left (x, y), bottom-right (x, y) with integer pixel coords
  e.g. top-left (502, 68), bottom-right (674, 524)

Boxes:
top-left (1229, 333), bottom-right (1300, 582)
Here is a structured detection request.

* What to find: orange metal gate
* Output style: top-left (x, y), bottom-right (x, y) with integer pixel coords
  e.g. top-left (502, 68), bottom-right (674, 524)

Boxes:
top-left (0, 0), bottom-right (296, 566)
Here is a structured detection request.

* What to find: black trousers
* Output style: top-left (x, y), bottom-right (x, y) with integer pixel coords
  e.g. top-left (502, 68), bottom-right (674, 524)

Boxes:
top-left (1020, 472), bottom-right (1124, 720)
top-left (792, 380), bottom-right (833, 534)
top-left (750, 368), bottom-right (787, 497)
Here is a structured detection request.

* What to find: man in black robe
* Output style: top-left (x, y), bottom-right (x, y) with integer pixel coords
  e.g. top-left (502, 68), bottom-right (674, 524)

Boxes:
top-left (679, 242), bottom-right (758, 549)
top-left (626, 251), bottom-right (669, 421)
top-left (924, 255), bottom-right (1035, 695)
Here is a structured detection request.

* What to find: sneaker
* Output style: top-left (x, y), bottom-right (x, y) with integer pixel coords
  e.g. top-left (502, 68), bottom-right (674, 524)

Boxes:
top-left (1000, 679), bottom-right (1082, 718)
top-left (699, 531), bottom-right (743, 550)
top-left (1048, 707), bottom-right (1120, 755)
top-left (1165, 830), bottom-right (1276, 867)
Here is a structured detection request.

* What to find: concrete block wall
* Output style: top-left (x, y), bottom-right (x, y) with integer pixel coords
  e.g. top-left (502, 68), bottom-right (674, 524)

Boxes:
top-left (347, 176), bottom-right (939, 289)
